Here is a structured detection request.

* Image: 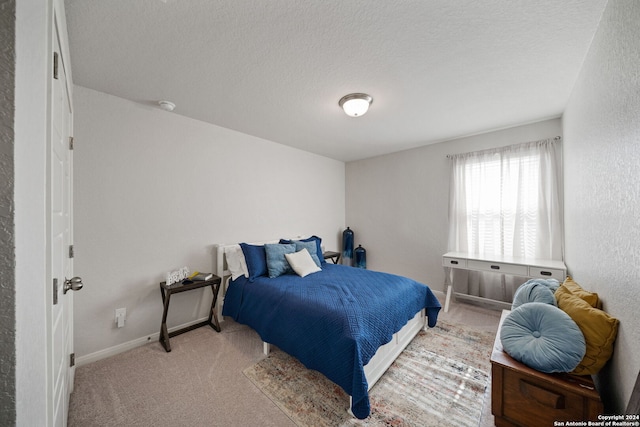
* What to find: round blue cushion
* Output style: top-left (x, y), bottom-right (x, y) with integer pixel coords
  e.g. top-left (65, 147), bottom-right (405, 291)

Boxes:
top-left (512, 281), bottom-right (557, 309)
top-left (500, 302), bottom-right (586, 373)
top-left (527, 278), bottom-right (560, 293)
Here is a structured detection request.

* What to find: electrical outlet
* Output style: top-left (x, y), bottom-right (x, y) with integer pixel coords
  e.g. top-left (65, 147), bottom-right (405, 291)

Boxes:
top-left (115, 308), bottom-right (126, 328)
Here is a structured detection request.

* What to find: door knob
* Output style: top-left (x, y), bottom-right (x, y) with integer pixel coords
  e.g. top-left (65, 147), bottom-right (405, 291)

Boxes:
top-left (64, 277), bottom-right (83, 294)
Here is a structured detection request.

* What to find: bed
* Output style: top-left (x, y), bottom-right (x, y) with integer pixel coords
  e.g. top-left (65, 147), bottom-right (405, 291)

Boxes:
top-left (214, 237), bottom-right (441, 419)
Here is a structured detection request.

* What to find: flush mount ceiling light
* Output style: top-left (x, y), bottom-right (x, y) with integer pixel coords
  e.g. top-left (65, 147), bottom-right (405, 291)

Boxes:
top-left (339, 93), bottom-right (373, 117)
top-left (158, 100), bottom-right (176, 112)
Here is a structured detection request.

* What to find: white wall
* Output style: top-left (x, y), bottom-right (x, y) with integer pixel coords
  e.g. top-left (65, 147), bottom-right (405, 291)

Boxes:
top-left (563, 0), bottom-right (640, 413)
top-left (345, 119), bottom-right (561, 290)
top-left (73, 86), bottom-right (345, 359)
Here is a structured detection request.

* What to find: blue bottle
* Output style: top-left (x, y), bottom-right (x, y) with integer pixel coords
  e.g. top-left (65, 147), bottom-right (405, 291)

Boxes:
top-left (354, 245), bottom-right (367, 269)
top-left (342, 227), bottom-right (354, 266)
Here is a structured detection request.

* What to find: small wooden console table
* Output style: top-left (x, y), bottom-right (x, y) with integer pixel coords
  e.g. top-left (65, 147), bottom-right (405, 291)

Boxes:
top-left (442, 252), bottom-right (566, 312)
top-left (159, 275), bottom-right (221, 352)
top-left (323, 251), bottom-right (341, 264)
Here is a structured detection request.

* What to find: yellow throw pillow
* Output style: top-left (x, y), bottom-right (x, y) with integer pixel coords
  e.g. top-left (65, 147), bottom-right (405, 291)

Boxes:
top-left (556, 289), bottom-right (619, 375)
top-left (560, 276), bottom-right (602, 309)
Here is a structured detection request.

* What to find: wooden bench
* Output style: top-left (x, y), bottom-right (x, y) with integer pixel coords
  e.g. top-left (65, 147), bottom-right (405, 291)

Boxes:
top-left (491, 310), bottom-right (603, 426)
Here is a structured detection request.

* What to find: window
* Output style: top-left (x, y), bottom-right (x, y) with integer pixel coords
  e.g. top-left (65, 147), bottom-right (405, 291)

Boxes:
top-left (448, 138), bottom-right (563, 262)
top-left (447, 138), bottom-right (563, 301)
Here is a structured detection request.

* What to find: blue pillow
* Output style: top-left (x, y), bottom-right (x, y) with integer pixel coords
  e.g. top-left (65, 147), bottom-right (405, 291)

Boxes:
top-left (293, 241), bottom-right (321, 267)
top-left (280, 235), bottom-right (325, 265)
top-left (264, 243), bottom-right (296, 278)
top-left (500, 302), bottom-right (586, 373)
top-left (527, 278), bottom-right (560, 293)
top-left (239, 243), bottom-right (267, 282)
top-left (512, 281), bottom-right (557, 310)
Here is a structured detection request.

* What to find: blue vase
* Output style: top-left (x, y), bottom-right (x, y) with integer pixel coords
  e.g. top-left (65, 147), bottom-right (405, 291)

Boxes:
top-left (342, 227), bottom-right (354, 266)
top-left (354, 245), bottom-right (366, 269)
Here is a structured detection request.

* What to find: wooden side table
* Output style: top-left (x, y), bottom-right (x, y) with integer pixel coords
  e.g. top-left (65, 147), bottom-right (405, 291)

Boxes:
top-left (323, 251), bottom-right (341, 264)
top-left (159, 275), bottom-right (221, 352)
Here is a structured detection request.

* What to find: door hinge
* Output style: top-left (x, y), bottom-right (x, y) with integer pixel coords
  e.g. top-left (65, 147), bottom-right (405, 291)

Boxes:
top-left (53, 52), bottom-right (59, 80)
top-left (53, 278), bottom-right (58, 305)
top-left (70, 353), bottom-right (75, 367)
top-left (69, 245), bottom-right (74, 258)
top-left (69, 136), bottom-right (74, 150)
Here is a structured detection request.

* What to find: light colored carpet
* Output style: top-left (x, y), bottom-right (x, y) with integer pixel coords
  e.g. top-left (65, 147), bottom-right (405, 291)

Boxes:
top-left (68, 321), bottom-right (296, 427)
top-left (68, 293), bottom-right (501, 427)
top-left (244, 320), bottom-right (494, 427)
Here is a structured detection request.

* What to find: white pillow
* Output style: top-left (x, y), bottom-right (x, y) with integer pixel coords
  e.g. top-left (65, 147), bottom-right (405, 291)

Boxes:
top-left (225, 245), bottom-right (248, 280)
top-left (285, 248), bottom-right (321, 278)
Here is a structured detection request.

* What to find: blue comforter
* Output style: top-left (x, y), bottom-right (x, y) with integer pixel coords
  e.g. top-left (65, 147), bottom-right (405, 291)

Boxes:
top-left (222, 263), bottom-right (441, 419)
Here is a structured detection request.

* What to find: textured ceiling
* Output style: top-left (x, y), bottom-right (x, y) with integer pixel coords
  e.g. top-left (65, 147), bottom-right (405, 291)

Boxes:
top-left (64, 0), bottom-right (607, 162)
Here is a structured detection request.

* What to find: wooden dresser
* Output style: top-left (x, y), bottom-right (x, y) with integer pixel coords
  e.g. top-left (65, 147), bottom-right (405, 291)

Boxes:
top-left (491, 310), bottom-right (603, 426)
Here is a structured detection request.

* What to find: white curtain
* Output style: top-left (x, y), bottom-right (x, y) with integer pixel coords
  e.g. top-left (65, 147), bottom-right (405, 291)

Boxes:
top-left (447, 138), bottom-right (563, 302)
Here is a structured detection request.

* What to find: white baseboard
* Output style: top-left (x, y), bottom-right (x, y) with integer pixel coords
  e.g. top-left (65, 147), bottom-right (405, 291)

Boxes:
top-left (75, 316), bottom-right (216, 367)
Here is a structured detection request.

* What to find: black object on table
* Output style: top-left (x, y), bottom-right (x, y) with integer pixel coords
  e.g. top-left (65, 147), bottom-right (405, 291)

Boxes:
top-left (159, 275), bottom-right (221, 352)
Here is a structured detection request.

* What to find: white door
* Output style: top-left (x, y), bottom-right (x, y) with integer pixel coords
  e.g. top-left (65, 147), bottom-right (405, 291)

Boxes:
top-left (50, 17), bottom-right (81, 427)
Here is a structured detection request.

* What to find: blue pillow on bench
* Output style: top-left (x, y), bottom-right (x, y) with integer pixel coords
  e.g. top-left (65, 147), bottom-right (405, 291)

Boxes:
top-left (501, 302), bottom-right (586, 373)
top-left (512, 280), bottom-right (557, 310)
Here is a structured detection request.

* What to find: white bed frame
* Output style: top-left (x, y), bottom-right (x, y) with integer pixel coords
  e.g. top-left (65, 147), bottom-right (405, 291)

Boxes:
top-left (214, 240), bottom-right (426, 411)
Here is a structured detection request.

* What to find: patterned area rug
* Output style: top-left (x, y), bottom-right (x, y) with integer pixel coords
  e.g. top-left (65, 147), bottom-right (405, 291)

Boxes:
top-left (243, 320), bottom-right (495, 427)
